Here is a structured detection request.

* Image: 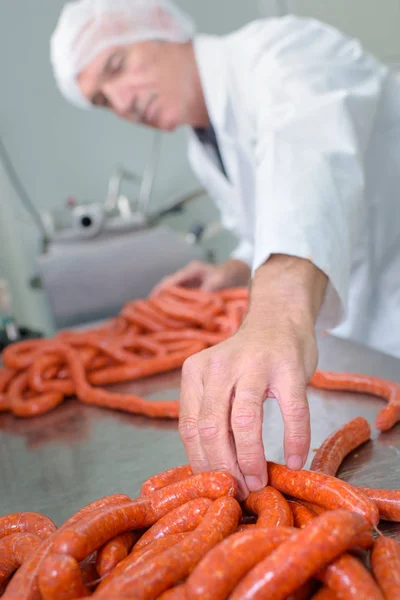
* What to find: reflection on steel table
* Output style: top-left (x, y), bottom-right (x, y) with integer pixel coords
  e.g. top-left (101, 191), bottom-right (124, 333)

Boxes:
top-left (0, 333), bottom-right (399, 541)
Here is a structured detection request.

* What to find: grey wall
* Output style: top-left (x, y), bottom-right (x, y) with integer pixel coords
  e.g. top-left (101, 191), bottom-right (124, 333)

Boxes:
top-left (0, 0), bottom-right (275, 334)
top-left (0, 0), bottom-right (398, 334)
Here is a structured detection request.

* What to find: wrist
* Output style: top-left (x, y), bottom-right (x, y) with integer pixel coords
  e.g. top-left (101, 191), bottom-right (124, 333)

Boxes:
top-left (246, 254), bottom-right (328, 326)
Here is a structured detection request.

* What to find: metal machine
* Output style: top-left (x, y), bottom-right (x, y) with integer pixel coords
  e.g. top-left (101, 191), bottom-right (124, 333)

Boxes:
top-left (0, 133), bottom-right (220, 331)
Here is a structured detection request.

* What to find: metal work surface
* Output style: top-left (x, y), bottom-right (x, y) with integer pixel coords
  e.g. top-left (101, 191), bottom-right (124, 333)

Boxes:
top-left (1, 333), bottom-right (400, 540)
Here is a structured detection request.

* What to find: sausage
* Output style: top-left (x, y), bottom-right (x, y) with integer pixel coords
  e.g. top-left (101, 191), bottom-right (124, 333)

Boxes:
top-left (131, 533), bottom-right (188, 564)
top-left (96, 532), bottom-right (140, 578)
top-left (370, 535), bottom-right (400, 600)
top-left (216, 288), bottom-right (249, 301)
top-left (52, 499), bottom-right (155, 562)
top-left (230, 509), bottom-right (371, 600)
top-left (287, 500), bottom-right (318, 528)
top-left (88, 341), bottom-right (205, 387)
top-left (309, 370), bottom-right (400, 432)
top-left (243, 487), bottom-right (293, 528)
top-left (185, 527), bottom-right (296, 599)
top-left (148, 296), bottom-right (218, 331)
top-left (355, 488), bottom-right (400, 522)
top-left (140, 465), bottom-right (193, 496)
top-left (2, 494), bottom-right (131, 600)
top-left (157, 585), bottom-right (188, 599)
top-left (148, 472), bottom-right (237, 520)
top-left (310, 417), bottom-right (371, 476)
top-left (318, 553), bottom-right (385, 600)
top-left (149, 329), bottom-right (225, 346)
top-left (0, 513), bottom-right (56, 541)
top-left (267, 462), bottom-right (380, 526)
top-left (0, 533), bottom-right (41, 586)
top-left (94, 496), bottom-right (241, 599)
top-left (134, 498), bottom-right (212, 550)
top-left (38, 553), bottom-right (89, 600)
top-left (0, 368), bottom-right (16, 412)
top-left (8, 372), bottom-right (64, 418)
top-left (236, 524), bottom-right (256, 532)
top-left (310, 588), bottom-right (339, 600)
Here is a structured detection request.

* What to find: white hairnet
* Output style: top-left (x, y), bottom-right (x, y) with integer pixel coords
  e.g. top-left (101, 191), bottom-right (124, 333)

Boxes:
top-left (50, 0), bottom-right (195, 109)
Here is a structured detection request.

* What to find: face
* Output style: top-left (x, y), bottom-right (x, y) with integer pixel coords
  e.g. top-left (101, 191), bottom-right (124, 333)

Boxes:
top-left (78, 41), bottom-right (198, 131)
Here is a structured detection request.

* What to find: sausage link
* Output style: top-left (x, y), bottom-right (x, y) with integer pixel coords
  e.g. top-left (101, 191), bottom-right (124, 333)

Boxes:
top-left (134, 498), bottom-right (212, 550)
top-left (8, 372), bottom-right (64, 417)
top-left (0, 533), bottom-right (40, 586)
top-left (267, 462), bottom-right (380, 526)
top-left (94, 496), bottom-right (241, 599)
top-left (38, 553), bottom-right (89, 600)
top-left (310, 417), bottom-right (371, 476)
top-left (52, 499), bottom-right (155, 562)
top-left (243, 487), bottom-right (293, 527)
top-left (288, 501), bottom-right (318, 528)
top-left (96, 532), bottom-right (140, 578)
top-left (309, 370), bottom-right (400, 432)
top-left (131, 533), bottom-right (188, 564)
top-left (230, 509), bottom-right (371, 600)
top-left (310, 588), bottom-right (339, 600)
top-left (236, 524), bottom-right (256, 532)
top-left (157, 584), bottom-right (188, 599)
top-left (318, 553), bottom-right (385, 600)
top-left (2, 494), bottom-right (131, 600)
top-left (371, 536), bottom-right (400, 600)
top-left (88, 342), bottom-right (205, 387)
top-left (356, 488), bottom-right (400, 522)
top-left (149, 472), bottom-right (237, 520)
top-left (185, 527), bottom-right (296, 599)
top-left (0, 513), bottom-right (56, 541)
top-left (140, 465), bottom-right (193, 496)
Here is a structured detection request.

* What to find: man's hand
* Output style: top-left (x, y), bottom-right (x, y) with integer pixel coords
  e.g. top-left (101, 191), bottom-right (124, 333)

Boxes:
top-left (178, 254), bottom-right (328, 500)
top-left (151, 259), bottom-right (250, 295)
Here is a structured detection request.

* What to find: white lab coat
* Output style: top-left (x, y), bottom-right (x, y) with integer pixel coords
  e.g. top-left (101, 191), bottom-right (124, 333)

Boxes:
top-left (187, 15), bottom-right (400, 359)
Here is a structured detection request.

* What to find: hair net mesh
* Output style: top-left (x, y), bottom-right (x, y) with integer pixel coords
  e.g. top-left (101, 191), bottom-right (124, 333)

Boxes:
top-left (50, 0), bottom-right (195, 109)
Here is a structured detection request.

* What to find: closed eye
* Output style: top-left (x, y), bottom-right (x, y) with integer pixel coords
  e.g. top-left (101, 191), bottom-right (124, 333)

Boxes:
top-left (104, 50), bottom-right (125, 77)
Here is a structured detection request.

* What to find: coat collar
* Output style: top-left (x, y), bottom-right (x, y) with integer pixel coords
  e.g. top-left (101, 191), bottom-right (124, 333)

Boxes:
top-left (192, 34), bottom-right (229, 133)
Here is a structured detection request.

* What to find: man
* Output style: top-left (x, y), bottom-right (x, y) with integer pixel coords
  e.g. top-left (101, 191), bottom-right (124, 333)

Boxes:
top-left (51, 0), bottom-right (400, 499)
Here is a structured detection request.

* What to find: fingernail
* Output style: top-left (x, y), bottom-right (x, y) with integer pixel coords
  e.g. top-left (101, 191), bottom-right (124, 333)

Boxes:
top-left (245, 475), bottom-right (265, 491)
top-left (287, 455), bottom-right (304, 470)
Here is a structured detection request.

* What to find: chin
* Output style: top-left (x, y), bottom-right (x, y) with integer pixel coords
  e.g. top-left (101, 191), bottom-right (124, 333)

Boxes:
top-left (157, 108), bottom-right (185, 132)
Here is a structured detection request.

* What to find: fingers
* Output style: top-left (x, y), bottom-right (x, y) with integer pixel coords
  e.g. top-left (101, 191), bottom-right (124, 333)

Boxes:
top-left (178, 352), bottom-right (210, 472)
top-left (231, 378), bottom-right (268, 493)
top-left (270, 367), bottom-right (311, 470)
top-left (198, 353), bottom-right (248, 498)
top-left (152, 261), bottom-right (208, 295)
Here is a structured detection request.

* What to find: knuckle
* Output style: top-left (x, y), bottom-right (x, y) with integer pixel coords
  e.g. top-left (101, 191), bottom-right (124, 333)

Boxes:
top-left (207, 352), bottom-right (229, 375)
top-left (178, 416), bottom-right (199, 442)
top-left (181, 356), bottom-right (201, 380)
top-left (198, 416), bottom-right (222, 441)
top-left (282, 398), bottom-right (309, 421)
top-left (231, 407), bottom-right (259, 431)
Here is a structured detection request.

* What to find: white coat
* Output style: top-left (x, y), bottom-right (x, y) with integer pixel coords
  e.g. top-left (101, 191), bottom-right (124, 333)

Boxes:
top-left (186, 14), bottom-right (400, 359)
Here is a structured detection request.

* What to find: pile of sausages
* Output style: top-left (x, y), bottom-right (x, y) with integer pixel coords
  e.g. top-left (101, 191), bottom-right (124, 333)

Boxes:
top-left (1, 414), bottom-right (400, 599)
top-left (0, 285), bottom-right (400, 431)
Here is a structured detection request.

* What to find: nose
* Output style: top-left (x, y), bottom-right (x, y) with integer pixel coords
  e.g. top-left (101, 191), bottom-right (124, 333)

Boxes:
top-left (102, 80), bottom-right (136, 118)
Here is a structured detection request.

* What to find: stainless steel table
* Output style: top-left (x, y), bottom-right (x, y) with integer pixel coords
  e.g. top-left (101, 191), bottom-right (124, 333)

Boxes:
top-left (1, 333), bottom-right (399, 540)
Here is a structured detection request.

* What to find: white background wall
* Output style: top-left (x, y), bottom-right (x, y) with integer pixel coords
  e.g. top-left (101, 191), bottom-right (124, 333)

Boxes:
top-left (0, 1), bottom-right (399, 333)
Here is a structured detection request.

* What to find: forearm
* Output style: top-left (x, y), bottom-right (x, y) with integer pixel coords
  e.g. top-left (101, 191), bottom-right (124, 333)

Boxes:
top-left (246, 254), bottom-right (328, 327)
